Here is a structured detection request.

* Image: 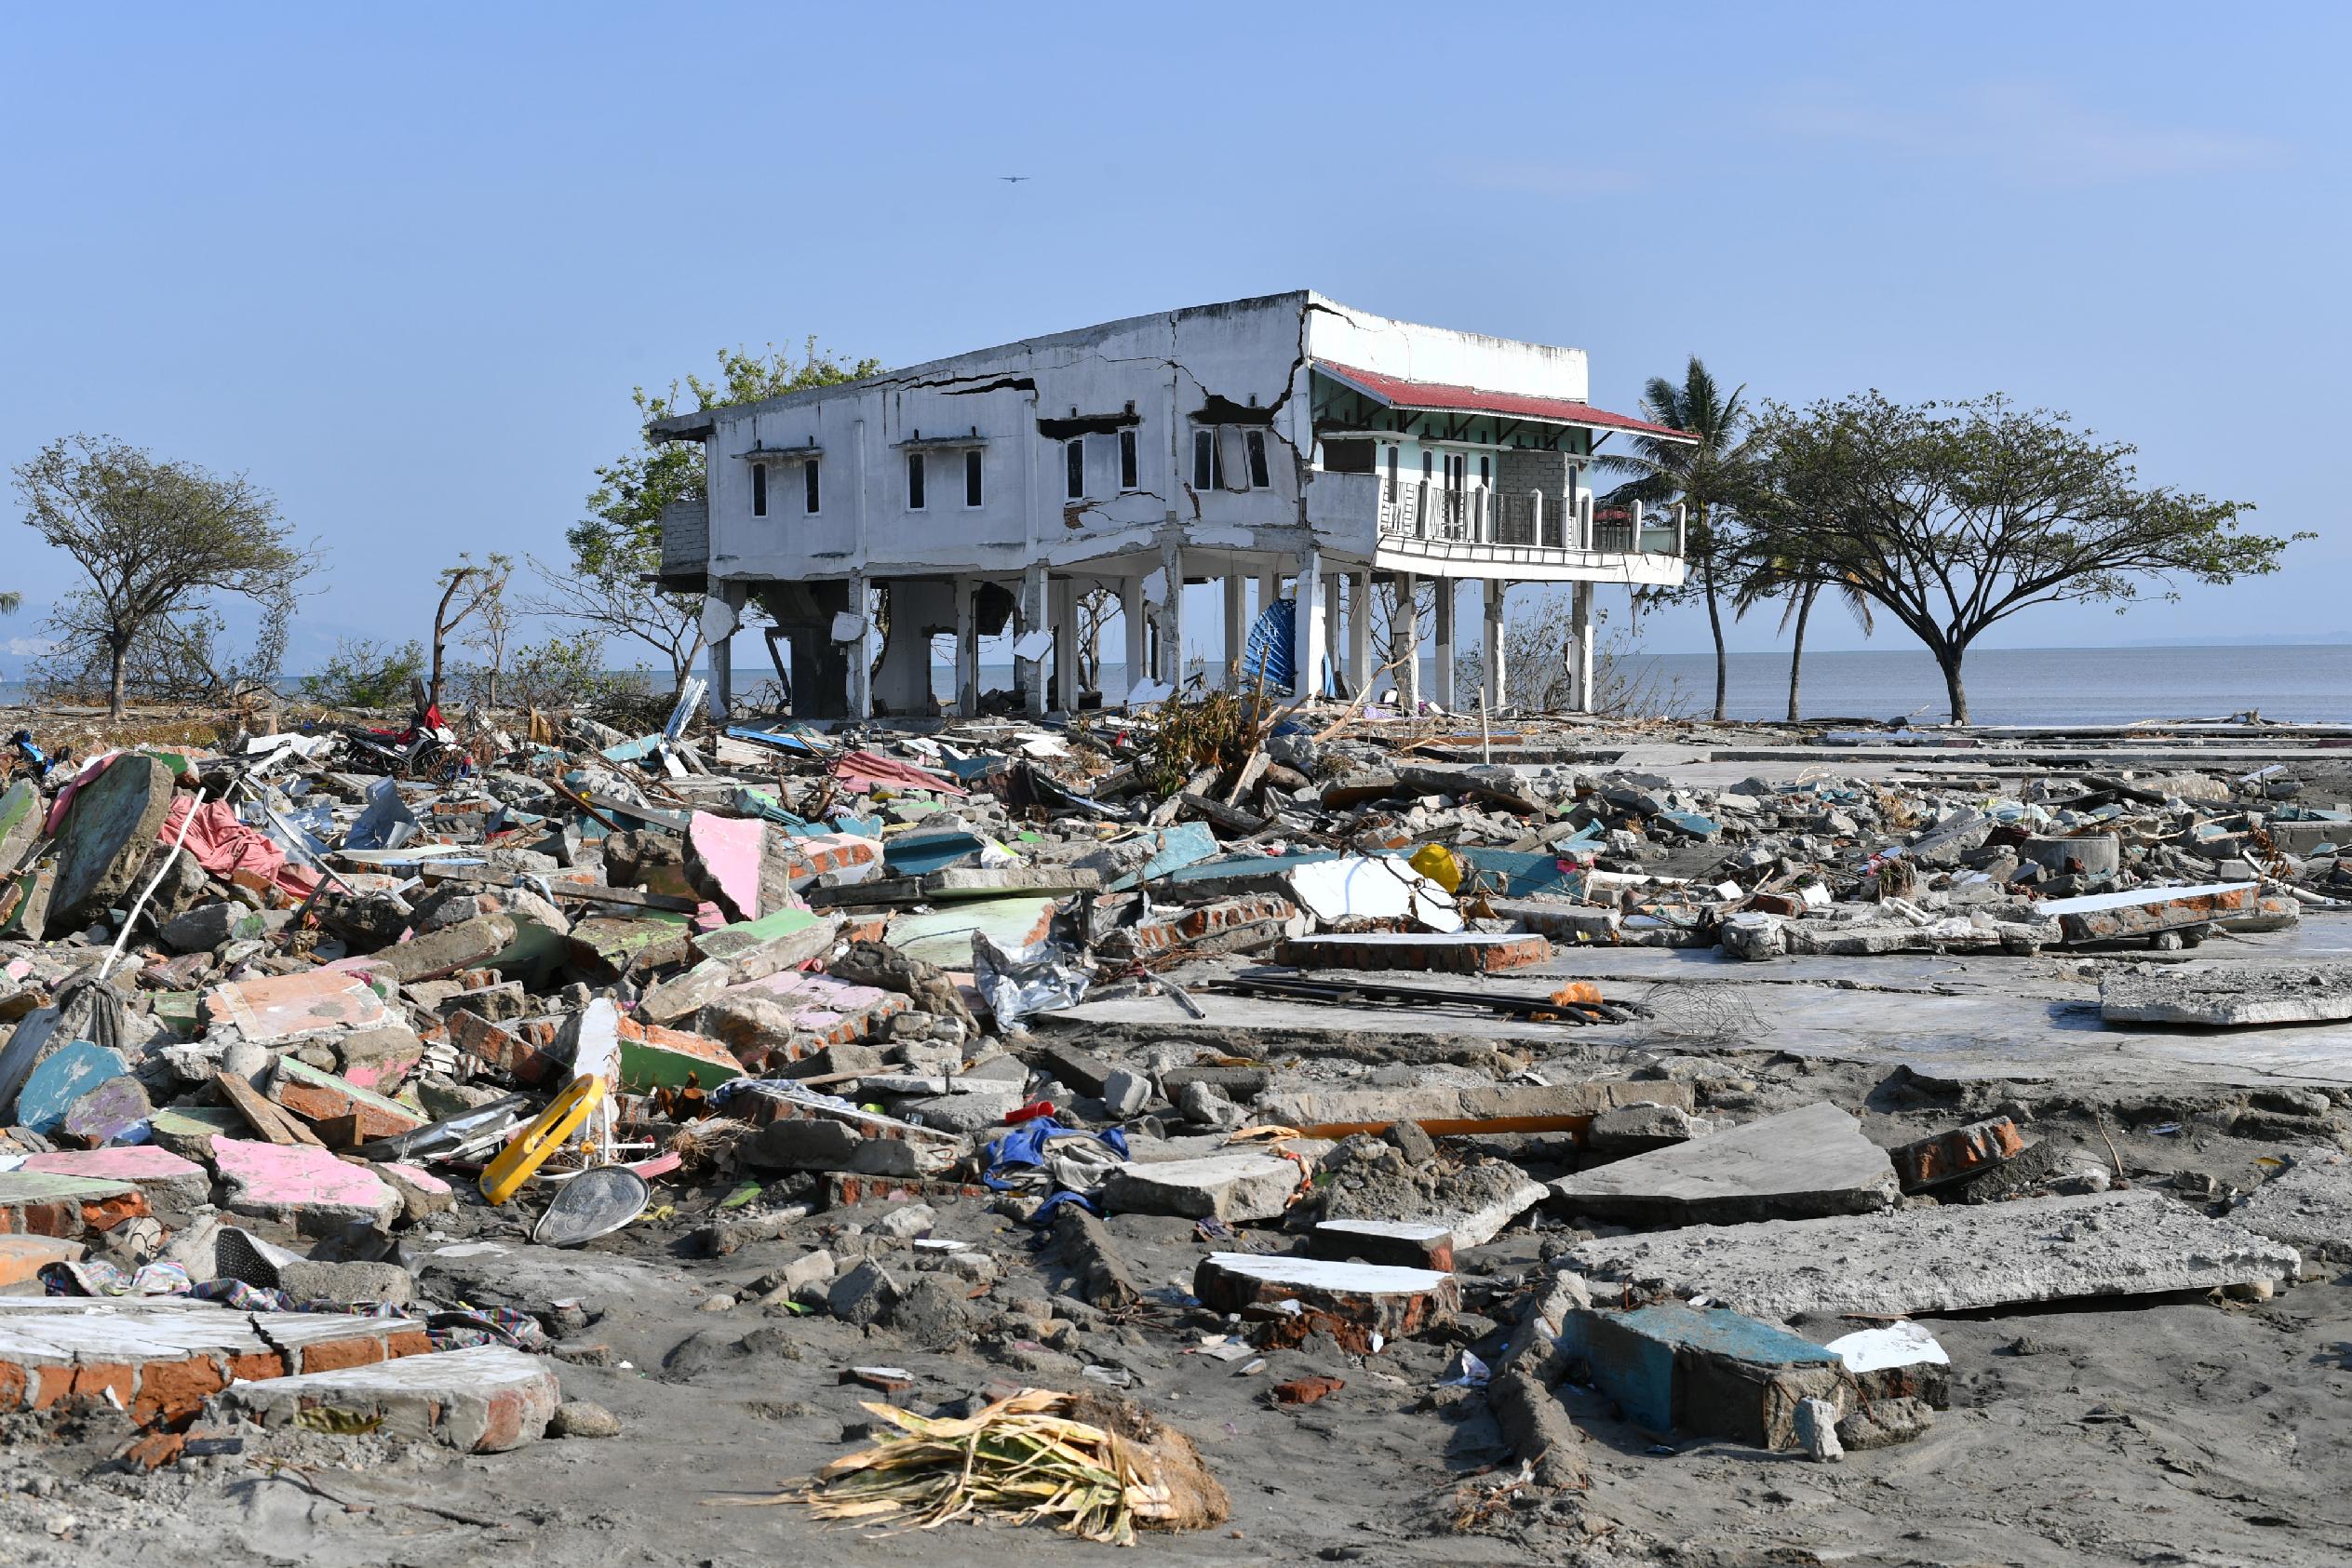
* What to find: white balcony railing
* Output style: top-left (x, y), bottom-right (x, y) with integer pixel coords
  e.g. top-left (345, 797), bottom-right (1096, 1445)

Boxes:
top-left (1373, 481), bottom-right (1685, 557)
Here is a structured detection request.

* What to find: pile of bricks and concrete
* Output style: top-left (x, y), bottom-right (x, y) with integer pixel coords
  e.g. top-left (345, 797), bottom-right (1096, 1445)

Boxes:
top-left (0, 697), bottom-right (2345, 1549)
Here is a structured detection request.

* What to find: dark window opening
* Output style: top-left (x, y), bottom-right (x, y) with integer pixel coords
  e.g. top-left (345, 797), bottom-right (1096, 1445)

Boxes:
top-left (907, 453), bottom-right (926, 510)
top-left (804, 460), bottom-right (821, 514)
top-left (750, 462), bottom-right (767, 516)
top-left (1118, 428), bottom-right (1138, 489)
top-left (1192, 429), bottom-right (1213, 490)
top-left (1065, 438), bottom-right (1085, 500)
top-left (1323, 437), bottom-right (1375, 474)
top-left (1479, 453), bottom-right (1491, 484)
top-left (1384, 445), bottom-right (1398, 501)
top-left (1422, 450), bottom-right (1434, 483)
top-left (1244, 430), bottom-right (1271, 489)
top-left (964, 449), bottom-right (984, 506)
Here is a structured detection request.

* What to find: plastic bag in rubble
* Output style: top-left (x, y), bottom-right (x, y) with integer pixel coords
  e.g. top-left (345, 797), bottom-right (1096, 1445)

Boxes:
top-left (971, 931), bottom-right (1091, 1028)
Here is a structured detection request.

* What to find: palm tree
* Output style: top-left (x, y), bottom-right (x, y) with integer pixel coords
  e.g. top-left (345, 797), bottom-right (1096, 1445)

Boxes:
top-left (1596, 357), bottom-right (1754, 722)
top-left (1730, 548), bottom-right (1873, 723)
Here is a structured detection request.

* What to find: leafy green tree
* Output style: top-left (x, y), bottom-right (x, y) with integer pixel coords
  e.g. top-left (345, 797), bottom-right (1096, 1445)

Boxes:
top-left (1729, 537), bottom-right (1874, 723)
top-left (1595, 358), bottom-right (1756, 722)
top-left (1751, 393), bottom-right (2297, 723)
top-left (533, 340), bottom-right (880, 683)
top-left (13, 434), bottom-right (315, 717)
top-left (302, 637), bottom-right (427, 710)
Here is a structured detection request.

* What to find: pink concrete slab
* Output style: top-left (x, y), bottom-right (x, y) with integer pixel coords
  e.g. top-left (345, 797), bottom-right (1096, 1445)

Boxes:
top-left (689, 812), bottom-right (765, 923)
top-left (722, 970), bottom-right (894, 1029)
top-left (382, 1161), bottom-right (451, 1197)
top-left (209, 1138), bottom-right (400, 1234)
top-left (203, 968), bottom-right (390, 1044)
top-left (26, 1145), bottom-right (209, 1208)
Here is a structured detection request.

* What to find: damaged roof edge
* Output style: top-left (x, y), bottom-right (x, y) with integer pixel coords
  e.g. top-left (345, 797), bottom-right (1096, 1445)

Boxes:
top-left (646, 289), bottom-right (1322, 443)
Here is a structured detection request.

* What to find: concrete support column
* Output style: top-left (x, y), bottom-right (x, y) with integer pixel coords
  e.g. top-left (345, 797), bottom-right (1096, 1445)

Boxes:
top-left (1157, 541), bottom-right (1185, 686)
top-left (1390, 571), bottom-right (1420, 712)
top-left (1347, 570), bottom-right (1371, 696)
top-left (1323, 570), bottom-right (1343, 695)
top-left (1291, 546), bottom-right (1323, 704)
top-left (709, 629), bottom-right (732, 720)
top-left (954, 578), bottom-right (978, 717)
top-left (1052, 577), bottom-right (1078, 712)
top-left (847, 573), bottom-right (874, 720)
top-left (1222, 571), bottom-right (1246, 689)
top-left (1566, 465), bottom-right (1583, 550)
top-left (1432, 577), bottom-right (1456, 710)
top-left (1020, 561), bottom-right (1049, 718)
top-left (1483, 579), bottom-right (1509, 713)
top-left (1121, 576), bottom-right (1147, 703)
top-left (1572, 581), bottom-right (1596, 713)
top-left (1258, 568), bottom-right (1280, 620)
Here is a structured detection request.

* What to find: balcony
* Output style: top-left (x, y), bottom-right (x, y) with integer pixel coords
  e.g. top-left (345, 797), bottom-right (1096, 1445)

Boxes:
top-left (1306, 471), bottom-right (1687, 583)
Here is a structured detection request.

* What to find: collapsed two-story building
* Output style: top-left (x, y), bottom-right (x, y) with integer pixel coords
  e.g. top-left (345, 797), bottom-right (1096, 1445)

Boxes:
top-left (652, 290), bottom-right (1692, 719)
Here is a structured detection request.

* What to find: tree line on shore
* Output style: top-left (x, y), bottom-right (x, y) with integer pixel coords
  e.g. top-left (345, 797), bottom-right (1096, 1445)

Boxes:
top-left (7, 343), bottom-right (2297, 725)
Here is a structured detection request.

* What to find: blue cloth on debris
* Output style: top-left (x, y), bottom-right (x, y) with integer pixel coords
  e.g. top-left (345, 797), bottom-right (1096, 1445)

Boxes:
top-left (1239, 596), bottom-right (1297, 690)
top-left (982, 1118), bottom-right (1130, 1217)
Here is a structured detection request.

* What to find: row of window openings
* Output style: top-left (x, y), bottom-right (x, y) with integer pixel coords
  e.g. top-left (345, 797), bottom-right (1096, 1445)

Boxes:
top-left (750, 427), bottom-right (1278, 514)
top-left (1384, 448), bottom-right (1490, 503)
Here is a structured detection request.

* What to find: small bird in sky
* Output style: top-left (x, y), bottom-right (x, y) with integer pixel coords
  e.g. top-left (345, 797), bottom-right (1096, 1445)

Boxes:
top-left (1000, 175), bottom-right (1030, 183)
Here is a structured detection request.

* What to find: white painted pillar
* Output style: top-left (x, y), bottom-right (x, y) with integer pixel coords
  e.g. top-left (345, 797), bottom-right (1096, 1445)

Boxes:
top-left (1323, 570), bottom-right (1343, 695)
top-left (954, 578), bottom-right (978, 717)
top-left (1347, 570), bottom-right (1371, 696)
top-left (709, 629), bottom-right (732, 719)
top-left (1052, 577), bottom-right (1078, 711)
top-left (1258, 567), bottom-right (1280, 617)
top-left (847, 572), bottom-right (874, 720)
top-left (1566, 464), bottom-right (1582, 549)
top-left (1020, 560), bottom-right (1048, 718)
top-left (1483, 579), bottom-right (1509, 713)
top-left (1573, 581), bottom-right (1595, 713)
top-left (1432, 577), bottom-right (1456, 710)
top-left (1121, 575), bottom-right (1147, 703)
top-left (1222, 570), bottom-right (1246, 689)
top-left (1291, 546), bottom-right (1323, 704)
top-left (1390, 571), bottom-right (1420, 712)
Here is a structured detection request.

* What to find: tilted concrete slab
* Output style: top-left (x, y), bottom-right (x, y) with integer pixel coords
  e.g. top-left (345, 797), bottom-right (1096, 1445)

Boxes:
top-left (23, 1146), bottom-right (211, 1210)
top-left (1257, 1080), bottom-right (1690, 1136)
top-left (215, 1343), bottom-right (558, 1452)
top-left (1102, 1153), bottom-right (1300, 1223)
top-left (2100, 963), bottom-right (2352, 1027)
top-left (1549, 1102), bottom-right (1898, 1226)
top-left (210, 1139), bottom-right (402, 1235)
top-left (2232, 1148), bottom-right (2352, 1261)
top-left (1192, 1252), bottom-right (1458, 1338)
top-left (1568, 1190), bottom-right (2301, 1321)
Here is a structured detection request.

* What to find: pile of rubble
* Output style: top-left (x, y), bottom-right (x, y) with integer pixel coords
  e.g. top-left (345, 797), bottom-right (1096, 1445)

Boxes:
top-left (0, 691), bottom-right (2345, 1551)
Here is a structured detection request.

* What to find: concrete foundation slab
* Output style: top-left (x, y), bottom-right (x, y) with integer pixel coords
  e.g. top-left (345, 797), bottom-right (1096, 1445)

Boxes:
top-left (215, 1343), bottom-right (558, 1452)
top-left (1548, 1102), bottom-right (1898, 1225)
top-left (2100, 963), bottom-right (2352, 1027)
top-left (1191, 1252), bottom-right (1458, 1338)
top-left (1102, 1153), bottom-right (1299, 1223)
top-left (2232, 1148), bottom-right (2352, 1261)
top-left (1568, 1190), bottom-right (2302, 1321)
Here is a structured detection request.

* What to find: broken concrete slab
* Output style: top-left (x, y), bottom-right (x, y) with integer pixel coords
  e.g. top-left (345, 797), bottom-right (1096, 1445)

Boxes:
top-left (2040, 881), bottom-right (2267, 945)
top-left (1568, 1190), bottom-right (2302, 1320)
top-left (215, 1343), bottom-right (558, 1452)
top-left (1307, 1219), bottom-right (1456, 1272)
top-left (384, 914), bottom-right (518, 985)
top-left (269, 1055), bottom-right (427, 1142)
top-left (2232, 1148), bottom-right (2352, 1262)
top-left (1548, 1103), bottom-right (1898, 1226)
top-left (0, 1235), bottom-right (85, 1289)
top-left (1274, 931), bottom-right (1552, 973)
top-left (1257, 1080), bottom-right (1691, 1139)
top-left (1560, 1302), bottom-right (1847, 1451)
top-left (53, 1066), bottom-right (153, 1147)
top-left (615, 1016), bottom-right (745, 1092)
top-left (1191, 1253), bottom-right (1458, 1339)
top-left (210, 1138), bottom-right (402, 1236)
top-left (203, 967), bottom-right (392, 1045)
top-left (0, 1170), bottom-right (149, 1239)
top-left (2099, 963), bottom-right (2352, 1027)
top-left (23, 1146), bottom-right (211, 1210)
top-left (1103, 1153), bottom-right (1299, 1223)
top-left (13, 1040), bottom-right (131, 1135)
top-left (45, 753), bottom-right (175, 936)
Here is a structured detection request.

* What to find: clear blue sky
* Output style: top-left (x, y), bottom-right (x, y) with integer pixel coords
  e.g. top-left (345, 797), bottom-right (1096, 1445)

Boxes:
top-left (2, 4), bottom-right (2343, 672)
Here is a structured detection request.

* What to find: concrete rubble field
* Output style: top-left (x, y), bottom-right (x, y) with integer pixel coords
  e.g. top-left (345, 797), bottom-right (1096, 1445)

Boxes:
top-left (0, 693), bottom-right (2349, 1568)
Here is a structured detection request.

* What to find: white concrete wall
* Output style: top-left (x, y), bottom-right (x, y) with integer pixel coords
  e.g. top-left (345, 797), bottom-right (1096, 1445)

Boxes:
top-left (1305, 294), bottom-right (1589, 401)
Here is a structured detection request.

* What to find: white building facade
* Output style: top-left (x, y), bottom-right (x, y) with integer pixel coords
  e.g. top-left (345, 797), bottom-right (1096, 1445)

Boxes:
top-left (652, 290), bottom-right (1691, 718)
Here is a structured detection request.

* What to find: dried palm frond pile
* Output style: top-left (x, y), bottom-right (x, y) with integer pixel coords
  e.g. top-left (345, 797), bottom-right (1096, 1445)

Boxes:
top-left (722, 1387), bottom-right (1227, 1546)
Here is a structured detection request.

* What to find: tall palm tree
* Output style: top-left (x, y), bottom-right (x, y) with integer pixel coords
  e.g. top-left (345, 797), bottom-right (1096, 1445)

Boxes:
top-left (1596, 357), bottom-right (1754, 722)
top-left (1731, 549), bottom-right (1873, 723)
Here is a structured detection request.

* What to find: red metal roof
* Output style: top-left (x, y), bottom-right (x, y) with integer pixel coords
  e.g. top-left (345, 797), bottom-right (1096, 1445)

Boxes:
top-left (1314, 361), bottom-right (1697, 442)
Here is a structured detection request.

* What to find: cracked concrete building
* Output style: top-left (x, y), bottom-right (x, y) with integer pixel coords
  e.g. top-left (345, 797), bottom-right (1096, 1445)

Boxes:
top-left (652, 290), bottom-right (1693, 719)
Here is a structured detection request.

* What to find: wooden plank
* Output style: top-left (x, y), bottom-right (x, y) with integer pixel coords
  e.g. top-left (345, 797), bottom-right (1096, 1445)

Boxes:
top-left (214, 1069), bottom-right (325, 1147)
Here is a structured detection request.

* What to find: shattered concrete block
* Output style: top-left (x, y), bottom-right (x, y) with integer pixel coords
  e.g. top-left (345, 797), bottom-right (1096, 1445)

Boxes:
top-left (1836, 1395), bottom-right (1935, 1451)
top-left (1717, 912), bottom-right (1787, 961)
top-left (1490, 899), bottom-right (1621, 945)
top-left (828, 1260), bottom-right (901, 1325)
top-left (210, 1138), bottom-right (402, 1236)
top-left (1487, 1367), bottom-right (1588, 1489)
top-left (1569, 1190), bottom-right (2302, 1320)
top-left (1794, 1397), bottom-right (1844, 1462)
top-left (1100, 1067), bottom-right (1151, 1118)
top-left (55, 1071), bottom-right (155, 1148)
top-left (1274, 931), bottom-right (1551, 974)
top-left (1053, 1207), bottom-right (1142, 1309)
top-left (203, 968), bottom-right (392, 1045)
top-left (1561, 1302), bottom-right (1846, 1451)
top-left (158, 901), bottom-right (276, 954)
top-left (330, 1025), bottom-right (426, 1092)
top-left (45, 753), bottom-right (175, 935)
top-left (23, 1146), bottom-right (211, 1211)
top-left (615, 1016), bottom-right (745, 1092)
top-left (2233, 1148), bottom-right (2352, 1262)
top-left (215, 1344), bottom-right (558, 1452)
top-left (742, 1118), bottom-right (923, 1177)
top-left (0, 1171), bottom-right (148, 1239)
top-left (269, 1056), bottom-right (427, 1142)
top-left (0, 1235), bottom-right (85, 1289)
top-left (143, 1106), bottom-right (247, 1161)
top-left (445, 1009), bottom-right (560, 1087)
top-left (0, 1303), bottom-right (430, 1421)
top-left (1588, 1102), bottom-right (1705, 1155)
top-left (1192, 1253), bottom-right (1458, 1339)
top-left (1259, 1080), bottom-right (1690, 1137)
top-left (1307, 1219), bottom-right (1456, 1272)
top-left (385, 915), bottom-right (518, 985)
top-left (1548, 1102), bottom-right (1897, 1226)
top-left (13, 1041), bottom-right (132, 1135)
top-left (2099, 963), bottom-right (2352, 1027)
top-left (1888, 1116), bottom-right (2025, 1191)
top-left (1103, 1154), bottom-right (1298, 1223)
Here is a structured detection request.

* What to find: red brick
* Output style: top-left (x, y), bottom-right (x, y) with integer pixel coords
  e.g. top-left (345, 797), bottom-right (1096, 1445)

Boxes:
top-left (134, 1356), bottom-right (226, 1423)
top-left (381, 1329), bottom-right (433, 1360)
top-left (299, 1335), bottom-right (386, 1374)
top-left (226, 1350), bottom-right (289, 1384)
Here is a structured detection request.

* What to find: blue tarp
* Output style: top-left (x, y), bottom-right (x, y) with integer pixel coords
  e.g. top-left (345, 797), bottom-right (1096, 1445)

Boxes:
top-left (1239, 596), bottom-right (1297, 690)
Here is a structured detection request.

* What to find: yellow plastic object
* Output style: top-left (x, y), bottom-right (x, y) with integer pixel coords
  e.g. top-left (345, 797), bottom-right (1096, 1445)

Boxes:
top-left (1408, 843), bottom-right (1463, 893)
top-left (479, 1074), bottom-right (606, 1206)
